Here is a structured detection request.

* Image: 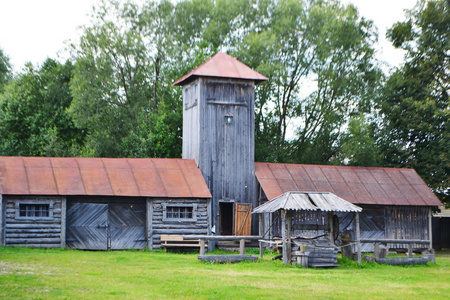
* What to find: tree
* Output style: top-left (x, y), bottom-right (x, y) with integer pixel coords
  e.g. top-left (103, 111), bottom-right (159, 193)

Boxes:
top-left (0, 47), bottom-right (12, 92)
top-left (0, 59), bottom-right (85, 156)
top-left (380, 0), bottom-right (449, 205)
top-left (232, 0), bottom-right (381, 163)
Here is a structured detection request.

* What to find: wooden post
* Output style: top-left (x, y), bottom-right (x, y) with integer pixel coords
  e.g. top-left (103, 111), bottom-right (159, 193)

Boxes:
top-left (281, 210), bottom-right (288, 265)
top-left (259, 241), bottom-right (263, 259)
top-left (240, 239), bottom-right (245, 255)
top-left (408, 244), bottom-right (413, 258)
top-left (327, 212), bottom-right (334, 244)
top-left (60, 197), bottom-right (67, 248)
top-left (0, 194), bottom-right (3, 246)
top-left (356, 212), bottom-right (361, 265)
top-left (286, 210), bottom-right (292, 264)
top-left (200, 239), bottom-right (206, 256)
top-left (428, 208), bottom-right (433, 250)
top-left (148, 199), bottom-right (154, 250)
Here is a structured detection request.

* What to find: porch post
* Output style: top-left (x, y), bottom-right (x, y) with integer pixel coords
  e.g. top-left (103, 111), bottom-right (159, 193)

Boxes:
top-left (356, 212), bottom-right (361, 265)
top-left (281, 210), bottom-right (288, 265)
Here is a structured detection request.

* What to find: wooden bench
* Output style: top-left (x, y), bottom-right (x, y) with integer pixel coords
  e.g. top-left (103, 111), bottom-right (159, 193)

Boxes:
top-left (160, 234), bottom-right (205, 252)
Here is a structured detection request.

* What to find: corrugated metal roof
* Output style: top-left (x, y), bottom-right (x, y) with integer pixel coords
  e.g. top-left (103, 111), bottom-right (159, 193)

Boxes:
top-left (252, 191), bottom-right (362, 214)
top-left (0, 157), bottom-right (211, 198)
top-left (255, 163), bottom-right (442, 207)
top-left (173, 52), bottom-right (268, 86)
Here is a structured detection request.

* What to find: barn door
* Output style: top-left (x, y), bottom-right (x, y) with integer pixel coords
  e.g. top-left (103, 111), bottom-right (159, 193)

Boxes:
top-left (66, 203), bottom-right (108, 250)
top-left (109, 203), bottom-right (146, 249)
top-left (235, 203), bottom-right (252, 236)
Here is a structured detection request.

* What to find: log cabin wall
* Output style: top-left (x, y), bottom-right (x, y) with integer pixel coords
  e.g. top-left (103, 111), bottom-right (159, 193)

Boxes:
top-left (182, 77), bottom-right (257, 234)
top-left (2, 195), bottom-right (65, 248)
top-left (150, 198), bottom-right (210, 250)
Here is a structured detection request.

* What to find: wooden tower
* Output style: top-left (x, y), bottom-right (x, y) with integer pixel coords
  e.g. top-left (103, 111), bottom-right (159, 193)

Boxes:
top-left (174, 53), bottom-right (267, 235)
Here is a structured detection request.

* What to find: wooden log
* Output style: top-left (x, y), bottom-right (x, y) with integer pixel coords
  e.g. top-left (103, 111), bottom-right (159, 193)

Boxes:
top-left (197, 255), bottom-right (258, 263)
top-left (200, 239), bottom-right (206, 256)
top-left (376, 257), bottom-right (430, 265)
top-left (7, 238), bottom-right (61, 244)
top-left (356, 212), bottom-right (361, 265)
top-left (359, 238), bottom-right (431, 244)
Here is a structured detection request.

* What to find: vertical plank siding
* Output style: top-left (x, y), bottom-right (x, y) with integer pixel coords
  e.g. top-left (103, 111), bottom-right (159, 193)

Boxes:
top-left (4, 196), bottom-right (64, 248)
top-left (265, 202), bottom-right (431, 252)
top-left (151, 198), bottom-right (210, 250)
top-left (183, 78), bottom-right (257, 234)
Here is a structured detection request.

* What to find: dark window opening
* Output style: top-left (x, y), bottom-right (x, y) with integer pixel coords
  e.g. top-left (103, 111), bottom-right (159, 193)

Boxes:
top-left (19, 204), bottom-right (50, 218)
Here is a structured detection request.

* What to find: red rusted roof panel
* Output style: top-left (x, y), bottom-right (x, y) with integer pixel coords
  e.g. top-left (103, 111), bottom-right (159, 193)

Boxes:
top-left (277, 179), bottom-right (299, 192)
top-left (179, 160), bottom-right (212, 198)
top-left (158, 168), bottom-right (191, 198)
top-left (76, 158), bottom-right (114, 196)
top-left (173, 52), bottom-right (268, 86)
top-left (24, 157), bottom-right (58, 195)
top-left (127, 159), bottom-right (168, 197)
top-left (255, 163), bottom-right (274, 179)
top-left (268, 164), bottom-right (291, 179)
top-left (0, 157), bottom-right (29, 194)
top-left (102, 158), bottom-right (140, 196)
top-left (255, 162), bottom-right (441, 206)
top-left (0, 157), bottom-right (210, 198)
top-left (50, 157), bottom-right (85, 195)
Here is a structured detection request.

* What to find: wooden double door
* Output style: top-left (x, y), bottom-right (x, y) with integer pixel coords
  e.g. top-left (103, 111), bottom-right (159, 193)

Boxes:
top-left (66, 199), bottom-right (146, 250)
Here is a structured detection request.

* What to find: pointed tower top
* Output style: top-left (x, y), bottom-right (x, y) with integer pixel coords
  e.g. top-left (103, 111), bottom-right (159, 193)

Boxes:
top-left (173, 52), bottom-right (268, 86)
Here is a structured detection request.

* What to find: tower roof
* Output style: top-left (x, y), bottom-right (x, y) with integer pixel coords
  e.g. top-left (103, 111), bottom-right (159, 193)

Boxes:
top-left (173, 52), bottom-right (268, 86)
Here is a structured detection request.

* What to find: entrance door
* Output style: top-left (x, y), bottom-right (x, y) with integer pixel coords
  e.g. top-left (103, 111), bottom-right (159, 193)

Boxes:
top-left (235, 203), bottom-right (252, 236)
top-left (110, 203), bottom-right (146, 249)
top-left (66, 201), bottom-right (146, 250)
top-left (66, 203), bottom-right (108, 250)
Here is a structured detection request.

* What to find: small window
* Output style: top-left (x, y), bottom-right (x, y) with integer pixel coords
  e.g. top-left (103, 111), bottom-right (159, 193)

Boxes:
top-left (163, 204), bottom-right (197, 222)
top-left (19, 204), bottom-right (50, 218)
top-left (15, 200), bottom-right (54, 220)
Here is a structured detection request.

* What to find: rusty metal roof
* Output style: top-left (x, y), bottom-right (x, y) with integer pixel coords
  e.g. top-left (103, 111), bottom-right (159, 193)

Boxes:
top-left (173, 52), bottom-right (268, 86)
top-left (0, 157), bottom-right (211, 198)
top-left (255, 163), bottom-right (442, 207)
top-left (252, 191), bottom-right (362, 214)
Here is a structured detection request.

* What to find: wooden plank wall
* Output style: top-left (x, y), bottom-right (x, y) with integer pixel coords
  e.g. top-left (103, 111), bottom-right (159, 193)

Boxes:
top-left (183, 77), bottom-right (257, 234)
top-left (3, 196), bottom-right (64, 248)
top-left (150, 198), bottom-right (210, 250)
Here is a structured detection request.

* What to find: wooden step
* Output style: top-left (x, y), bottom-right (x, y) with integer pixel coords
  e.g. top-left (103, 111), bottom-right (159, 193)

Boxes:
top-left (309, 263), bottom-right (340, 268)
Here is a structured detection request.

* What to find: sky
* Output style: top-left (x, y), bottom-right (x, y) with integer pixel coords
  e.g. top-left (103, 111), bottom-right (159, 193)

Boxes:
top-left (0, 0), bottom-right (418, 73)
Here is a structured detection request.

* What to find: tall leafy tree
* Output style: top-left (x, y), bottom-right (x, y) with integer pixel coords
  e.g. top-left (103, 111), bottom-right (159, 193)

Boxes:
top-left (0, 47), bottom-right (12, 92)
top-left (0, 59), bottom-right (84, 156)
top-left (379, 0), bottom-right (449, 204)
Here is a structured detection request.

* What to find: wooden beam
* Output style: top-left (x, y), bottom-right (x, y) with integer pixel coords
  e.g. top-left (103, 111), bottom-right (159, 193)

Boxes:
top-left (327, 212), bottom-right (334, 244)
top-left (239, 239), bottom-right (245, 255)
top-left (183, 235), bottom-right (262, 240)
top-left (60, 197), bottom-right (66, 248)
top-left (147, 198), bottom-right (153, 250)
top-left (0, 194), bottom-right (3, 246)
top-left (282, 210), bottom-right (288, 265)
top-left (428, 208), bottom-right (433, 249)
top-left (286, 210), bottom-right (292, 264)
top-left (356, 212), bottom-right (361, 265)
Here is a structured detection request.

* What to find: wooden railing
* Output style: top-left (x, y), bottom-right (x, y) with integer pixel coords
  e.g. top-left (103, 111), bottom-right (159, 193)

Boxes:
top-left (183, 235), bottom-right (262, 256)
top-left (359, 238), bottom-right (431, 258)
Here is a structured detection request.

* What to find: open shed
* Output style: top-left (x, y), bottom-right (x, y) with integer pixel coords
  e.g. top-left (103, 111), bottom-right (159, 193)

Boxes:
top-left (253, 191), bottom-right (362, 266)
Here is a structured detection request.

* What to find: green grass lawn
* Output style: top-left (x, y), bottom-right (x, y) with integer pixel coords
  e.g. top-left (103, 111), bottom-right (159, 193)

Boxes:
top-left (0, 247), bottom-right (449, 299)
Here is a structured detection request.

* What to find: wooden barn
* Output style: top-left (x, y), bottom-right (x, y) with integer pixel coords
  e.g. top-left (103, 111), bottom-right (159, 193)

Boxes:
top-left (0, 53), bottom-right (443, 253)
top-left (255, 162), bottom-right (442, 252)
top-left (0, 157), bottom-right (211, 249)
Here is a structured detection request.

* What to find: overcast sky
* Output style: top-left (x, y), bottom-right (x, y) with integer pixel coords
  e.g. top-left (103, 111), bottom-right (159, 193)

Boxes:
top-left (0, 0), bottom-right (417, 73)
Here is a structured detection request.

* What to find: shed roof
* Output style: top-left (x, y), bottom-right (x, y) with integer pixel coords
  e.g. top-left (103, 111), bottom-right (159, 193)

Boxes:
top-left (173, 52), bottom-right (268, 86)
top-left (252, 191), bottom-right (362, 214)
top-left (0, 156), bottom-right (211, 198)
top-left (255, 162), bottom-right (442, 207)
